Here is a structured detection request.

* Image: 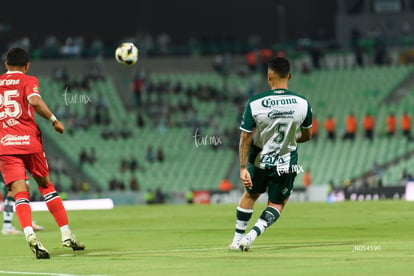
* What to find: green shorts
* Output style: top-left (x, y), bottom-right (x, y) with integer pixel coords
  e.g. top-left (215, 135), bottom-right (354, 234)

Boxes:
top-left (246, 164), bottom-right (297, 204)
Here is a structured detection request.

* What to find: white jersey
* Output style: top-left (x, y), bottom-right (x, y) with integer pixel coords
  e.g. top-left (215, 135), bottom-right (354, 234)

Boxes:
top-left (240, 88), bottom-right (312, 170)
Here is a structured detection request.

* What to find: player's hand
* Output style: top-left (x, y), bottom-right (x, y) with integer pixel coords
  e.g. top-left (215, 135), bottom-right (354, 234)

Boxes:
top-left (240, 168), bottom-right (252, 189)
top-left (52, 120), bottom-right (64, 134)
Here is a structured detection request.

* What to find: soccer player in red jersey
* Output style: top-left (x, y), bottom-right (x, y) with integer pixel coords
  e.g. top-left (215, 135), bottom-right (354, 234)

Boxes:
top-left (0, 48), bottom-right (85, 259)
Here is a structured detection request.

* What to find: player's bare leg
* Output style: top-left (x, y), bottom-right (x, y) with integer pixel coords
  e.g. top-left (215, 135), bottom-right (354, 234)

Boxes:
top-left (239, 197), bottom-right (289, 251)
top-left (33, 175), bottom-right (85, 251)
top-left (229, 191), bottom-right (260, 250)
top-left (238, 191), bottom-right (260, 210)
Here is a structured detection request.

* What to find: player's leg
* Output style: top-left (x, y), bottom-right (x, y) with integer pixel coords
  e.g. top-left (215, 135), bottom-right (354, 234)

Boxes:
top-left (22, 180), bottom-right (45, 232)
top-left (228, 191), bottom-right (260, 249)
top-left (11, 180), bottom-right (33, 233)
top-left (2, 181), bottom-right (42, 234)
top-left (0, 156), bottom-right (34, 236)
top-left (33, 175), bottom-right (85, 250)
top-left (0, 154), bottom-right (49, 259)
top-left (229, 166), bottom-right (266, 250)
top-left (1, 189), bottom-right (22, 235)
top-left (27, 152), bottom-right (85, 251)
top-left (239, 198), bottom-right (288, 251)
top-left (239, 170), bottom-right (295, 251)
top-left (26, 180), bottom-right (44, 232)
top-left (33, 175), bottom-right (67, 224)
top-left (8, 178), bottom-right (50, 259)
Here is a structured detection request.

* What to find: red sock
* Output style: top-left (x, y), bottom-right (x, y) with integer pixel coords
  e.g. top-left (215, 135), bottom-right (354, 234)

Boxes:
top-left (38, 183), bottom-right (68, 227)
top-left (14, 191), bottom-right (32, 230)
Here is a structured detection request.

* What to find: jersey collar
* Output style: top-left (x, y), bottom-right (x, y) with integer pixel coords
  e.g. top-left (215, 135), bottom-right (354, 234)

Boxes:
top-left (6, 71), bottom-right (24, 74)
top-left (273, 88), bottom-right (287, 94)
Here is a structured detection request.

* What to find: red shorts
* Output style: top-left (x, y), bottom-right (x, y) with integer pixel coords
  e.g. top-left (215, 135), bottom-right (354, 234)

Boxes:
top-left (0, 152), bottom-right (49, 186)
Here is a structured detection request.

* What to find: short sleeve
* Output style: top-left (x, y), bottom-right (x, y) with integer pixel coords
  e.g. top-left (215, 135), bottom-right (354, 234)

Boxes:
top-left (301, 100), bottom-right (312, 128)
top-left (25, 76), bottom-right (41, 100)
top-left (240, 102), bottom-right (256, 132)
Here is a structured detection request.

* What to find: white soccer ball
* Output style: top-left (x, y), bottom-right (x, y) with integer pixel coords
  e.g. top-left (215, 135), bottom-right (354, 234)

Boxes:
top-left (115, 42), bottom-right (139, 66)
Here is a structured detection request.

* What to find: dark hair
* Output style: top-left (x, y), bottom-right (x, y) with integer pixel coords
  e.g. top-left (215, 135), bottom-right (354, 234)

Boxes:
top-left (6, 48), bottom-right (30, 67)
top-left (268, 57), bottom-right (290, 78)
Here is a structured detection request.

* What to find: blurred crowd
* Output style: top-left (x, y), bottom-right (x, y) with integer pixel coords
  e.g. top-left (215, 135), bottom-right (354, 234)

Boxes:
top-left (3, 25), bottom-right (413, 66)
top-left (312, 112), bottom-right (412, 142)
top-left (131, 71), bottom-right (243, 152)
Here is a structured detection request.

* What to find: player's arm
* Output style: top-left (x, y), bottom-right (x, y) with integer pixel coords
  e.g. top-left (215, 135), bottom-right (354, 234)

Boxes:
top-left (296, 126), bottom-right (312, 143)
top-left (239, 101), bottom-right (255, 188)
top-left (28, 95), bottom-right (64, 134)
top-left (296, 100), bottom-right (312, 143)
top-left (239, 130), bottom-right (253, 188)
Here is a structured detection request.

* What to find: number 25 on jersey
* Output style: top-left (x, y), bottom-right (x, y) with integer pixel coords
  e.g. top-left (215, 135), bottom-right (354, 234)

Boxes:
top-left (0, 90), bottom-right (22, 120)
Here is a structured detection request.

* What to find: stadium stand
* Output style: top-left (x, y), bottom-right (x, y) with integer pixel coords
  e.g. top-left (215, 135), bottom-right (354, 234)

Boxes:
top-left (36, 76), bottom-right (237, 193)
top-left (34, 59), bottom-right (414, 195)
top-left (290, 65), bottom-right (414, 187)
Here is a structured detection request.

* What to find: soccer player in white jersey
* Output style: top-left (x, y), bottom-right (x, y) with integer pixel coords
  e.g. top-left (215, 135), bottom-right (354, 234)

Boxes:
top-left (229, 57), bottom-right (312, 251)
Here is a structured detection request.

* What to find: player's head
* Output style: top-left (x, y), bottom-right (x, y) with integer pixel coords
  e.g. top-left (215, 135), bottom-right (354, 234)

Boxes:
top-left (267, 57), bottom-right (291, 84)
top-left (5, 48), bottom-right (30, 72)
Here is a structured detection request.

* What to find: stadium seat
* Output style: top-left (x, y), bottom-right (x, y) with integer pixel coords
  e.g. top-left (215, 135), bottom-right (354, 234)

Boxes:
top-left (37, 64), bottom-right (414, 193)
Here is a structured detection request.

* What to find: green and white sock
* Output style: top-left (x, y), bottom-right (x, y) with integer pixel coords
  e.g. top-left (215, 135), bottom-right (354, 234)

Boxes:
top-left (3, 196), bottom-right (14, 229)
top-left (248, 206), bottom-right (281, 242)
top-left (232, 206), bottom-right (253, 243)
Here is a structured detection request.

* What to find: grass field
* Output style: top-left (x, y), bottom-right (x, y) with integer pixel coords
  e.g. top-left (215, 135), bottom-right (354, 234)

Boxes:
top-left (0, 200), bottom-right (413, 276)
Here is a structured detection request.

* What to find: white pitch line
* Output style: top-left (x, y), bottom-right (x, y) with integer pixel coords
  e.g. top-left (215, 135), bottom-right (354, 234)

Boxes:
top-left (0, 271), bottom-right (110, 276)
top-left (82, 242), bottom-right (350, 256)
top-left (79, 243), bottom-right (348, 256)
top-left (84, 246), bottom-right (229, 256)
top-left (81, 244), bottom-right (287, 256)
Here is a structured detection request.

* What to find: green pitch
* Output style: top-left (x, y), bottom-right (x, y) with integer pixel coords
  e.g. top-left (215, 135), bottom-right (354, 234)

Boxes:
top-left (0, 200), bottom-right (412, 276)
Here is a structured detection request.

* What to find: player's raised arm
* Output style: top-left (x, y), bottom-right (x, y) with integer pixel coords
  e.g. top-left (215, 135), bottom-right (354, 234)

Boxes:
top-left (28, 95), bottom-right (64, 134)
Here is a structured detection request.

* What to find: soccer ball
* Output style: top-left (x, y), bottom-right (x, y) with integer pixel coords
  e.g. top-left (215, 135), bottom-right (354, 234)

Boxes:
top-left (115, 42), bottom-right (139, 66)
